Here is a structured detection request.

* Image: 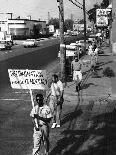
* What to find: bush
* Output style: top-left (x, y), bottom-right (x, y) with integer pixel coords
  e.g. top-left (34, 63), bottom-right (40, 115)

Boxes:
top-left (103, 67), bottom-right (115, 77)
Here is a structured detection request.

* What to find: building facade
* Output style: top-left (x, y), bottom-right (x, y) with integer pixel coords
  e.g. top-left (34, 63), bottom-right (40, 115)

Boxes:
top-left (0, 17), bottom-right (47, 36)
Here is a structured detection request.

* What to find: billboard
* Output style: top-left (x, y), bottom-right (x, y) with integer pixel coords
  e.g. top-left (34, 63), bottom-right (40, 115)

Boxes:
top-left (96, 9), bottom-right (108, 27)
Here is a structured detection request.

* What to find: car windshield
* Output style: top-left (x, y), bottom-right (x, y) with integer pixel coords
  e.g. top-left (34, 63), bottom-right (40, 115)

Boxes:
top-left (26, 40), bottom-right (34, 42)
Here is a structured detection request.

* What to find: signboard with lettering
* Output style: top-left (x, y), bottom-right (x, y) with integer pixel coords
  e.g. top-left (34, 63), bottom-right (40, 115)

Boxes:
top-left (96, 9), bottom-right (108, 27)
top-left (58, 50), bottom-right (76, 57)
top-left (8, 69), bottom-right (48, 90)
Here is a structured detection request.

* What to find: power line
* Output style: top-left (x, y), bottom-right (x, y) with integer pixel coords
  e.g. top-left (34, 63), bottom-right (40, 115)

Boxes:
top-left (69, 0), bottom-right (83, 10)
top-left (69, 0), bottom-right (88, 15)
top-left (75, 0), bottom-right (83, 7)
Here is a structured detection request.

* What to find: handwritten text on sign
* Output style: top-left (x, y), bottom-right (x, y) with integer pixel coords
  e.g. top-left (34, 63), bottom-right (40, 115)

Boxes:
top-left (8, 69), bottom-right (48, 90)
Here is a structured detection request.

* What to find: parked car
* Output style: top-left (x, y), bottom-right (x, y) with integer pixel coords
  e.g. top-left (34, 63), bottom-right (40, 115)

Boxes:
top-left (76, 40), bottom-right (84, 46)
top-left (23, 39), bottom-right (38, 48)
top-left (0, 40), bottom-right (12, 50)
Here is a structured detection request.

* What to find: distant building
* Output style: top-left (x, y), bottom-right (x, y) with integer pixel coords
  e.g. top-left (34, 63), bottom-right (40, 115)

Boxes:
top-left (0, 14), bottom-right (47, 36)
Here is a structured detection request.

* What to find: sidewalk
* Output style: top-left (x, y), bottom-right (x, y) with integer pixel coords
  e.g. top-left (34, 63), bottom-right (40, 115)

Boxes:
top-left (50, 43), bottom-right (116, 155)
top-left (64, 42), bottom-right (116, 102)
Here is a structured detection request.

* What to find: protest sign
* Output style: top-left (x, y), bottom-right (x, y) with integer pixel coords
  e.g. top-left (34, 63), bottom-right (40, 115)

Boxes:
top-left (8, 69), bottom-right (48, 90)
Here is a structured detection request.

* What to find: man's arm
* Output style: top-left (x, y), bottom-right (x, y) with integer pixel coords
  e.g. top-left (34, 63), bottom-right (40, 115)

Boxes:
top-left (34, 114), bottom-right (52, 123)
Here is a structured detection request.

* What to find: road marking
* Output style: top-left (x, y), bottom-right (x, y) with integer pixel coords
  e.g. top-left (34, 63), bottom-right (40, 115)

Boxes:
top-left (14, 91), bottom-right (29, 94)
top-left (0, 98), bottom-right (30, 101)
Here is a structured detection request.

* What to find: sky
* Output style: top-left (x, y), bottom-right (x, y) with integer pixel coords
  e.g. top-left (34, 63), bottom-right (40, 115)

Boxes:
top-left (0, 0), bottom-right (102, 21)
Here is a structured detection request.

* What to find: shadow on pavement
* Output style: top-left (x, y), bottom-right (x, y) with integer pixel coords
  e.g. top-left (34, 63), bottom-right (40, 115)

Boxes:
top-left (61, 109), bottom-right (83, 125)
top-left (81, 83), bottom-right (97, 90)
top-left (97, 60), bottom-right (113, 68)
top-left (50, 102), bottom-right (116, 155)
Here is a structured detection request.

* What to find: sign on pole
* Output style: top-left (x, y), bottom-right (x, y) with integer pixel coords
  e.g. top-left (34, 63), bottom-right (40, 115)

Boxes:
top-left (8, 69), bottom-right (48, 90)
top-left (96, 9), bottom-right (108, 27)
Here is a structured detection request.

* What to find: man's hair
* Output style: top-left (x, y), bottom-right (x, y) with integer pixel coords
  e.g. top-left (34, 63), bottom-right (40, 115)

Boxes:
top-left (52, 74), bottom-right (58, 79)
top-left (36, 93), bottom-right (43, 100)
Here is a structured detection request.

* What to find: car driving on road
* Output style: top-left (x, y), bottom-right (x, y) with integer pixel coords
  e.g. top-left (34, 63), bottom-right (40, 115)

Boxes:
top-left (0, 40), bottom-right (12, 50)
top-left (23, 39), bottom-right (38, 48)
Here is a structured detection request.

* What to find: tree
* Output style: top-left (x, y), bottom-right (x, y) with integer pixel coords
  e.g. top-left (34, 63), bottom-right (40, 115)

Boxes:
top-left (48, 18), bottom-right (59, 29)
top-left (101, 0), bottom-right (109, 8)
top-left (78, 19), bottom-right (84, 24)
top-left (33, 24), bottom-right (42, 38)
top-left (88, 3), bottom-right (100, 23)
top-left (88, 0), bottom-right (109, 23)
top-left (64, 19), bottom-right (74, 32)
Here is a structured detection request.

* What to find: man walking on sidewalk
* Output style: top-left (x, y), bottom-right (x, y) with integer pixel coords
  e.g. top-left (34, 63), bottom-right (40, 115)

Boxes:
top-left (46, 74), bottom-right (64, 129)
top-left (71, 56), bottom-right (83, 92)
top-left (30, 93), bottom-right (52, 155)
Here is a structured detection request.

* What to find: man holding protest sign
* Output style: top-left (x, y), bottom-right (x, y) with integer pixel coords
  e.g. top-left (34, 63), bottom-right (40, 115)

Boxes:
top-left (30, 93), bottom-right (52, 155)
top-left (8, 69), bottom-right (51, 155)
top-left (46, 74), bottom-right (64, 129)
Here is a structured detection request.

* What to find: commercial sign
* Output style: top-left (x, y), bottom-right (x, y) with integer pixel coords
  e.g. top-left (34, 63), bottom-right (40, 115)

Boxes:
top-left (96, 9), bottom-right (108, 27)
top-left (8, 69), bottom-right (48, 90)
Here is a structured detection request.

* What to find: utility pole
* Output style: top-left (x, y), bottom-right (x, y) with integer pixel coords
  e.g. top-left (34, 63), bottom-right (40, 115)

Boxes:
top-left (83, 0), bottom-right (86, 54)
top-left (57, 0), bottom-right (66, 82)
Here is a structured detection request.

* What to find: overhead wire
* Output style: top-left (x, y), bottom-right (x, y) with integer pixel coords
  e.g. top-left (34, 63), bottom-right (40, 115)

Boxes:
top-left (68, 0), bottom-right (89, 15)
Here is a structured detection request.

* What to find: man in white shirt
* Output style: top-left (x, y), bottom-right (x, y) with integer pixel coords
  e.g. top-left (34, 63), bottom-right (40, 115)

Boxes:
top-left (88, 42), bottom-right (93, 56)
top-left (30, 93), bottom-right (52, 155)
top-left (46, 74), bottom-right (64, 128)
top-left (71, 57), bottom-right (83, 91)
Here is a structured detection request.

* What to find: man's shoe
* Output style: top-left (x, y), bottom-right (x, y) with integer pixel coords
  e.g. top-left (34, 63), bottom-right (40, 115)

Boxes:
top-left (51, 123), bottom-right (57, 129)
top-left (56, 124), bottom-right (61, 128)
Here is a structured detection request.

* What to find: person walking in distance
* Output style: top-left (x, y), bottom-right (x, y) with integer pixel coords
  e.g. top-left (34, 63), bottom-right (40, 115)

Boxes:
top-left (30, 93), bottom-right (52, 155)
top-left (71, 56), bottom-right (83, 92)
top-left (91, 42), bottom-right (98, 72)
top-left (46, 74), bottom-right (64, 129)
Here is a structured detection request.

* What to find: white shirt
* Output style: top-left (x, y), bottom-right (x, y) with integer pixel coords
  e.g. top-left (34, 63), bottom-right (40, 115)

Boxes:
top-left (88, 45), bottom-right (93, 55)
top-left (94, 48), bottom-right (98, 55)
top-left (50, 80), bottom-right (64, 97)
top-left (30, 104), bottom-right (52, 126)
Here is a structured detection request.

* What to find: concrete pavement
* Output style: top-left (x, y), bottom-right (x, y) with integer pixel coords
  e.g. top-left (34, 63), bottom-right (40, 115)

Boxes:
top-left (55, 41), bottom-right (116, 155)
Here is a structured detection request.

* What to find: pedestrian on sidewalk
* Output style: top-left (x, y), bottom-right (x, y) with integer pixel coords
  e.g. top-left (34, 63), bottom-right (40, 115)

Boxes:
top-left (91, 42), bottom-right (98, 72)
top-left (88, 42), bottom-right (93, 56)
top-left (30, 93), bottom-right (52, 155)
top-left (46, 74), bottom-right (64, 129)
top-left (71, 56), bottom-right (83, 92)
